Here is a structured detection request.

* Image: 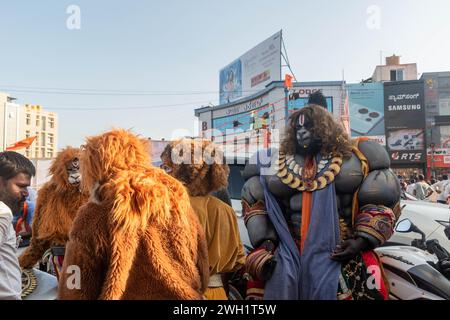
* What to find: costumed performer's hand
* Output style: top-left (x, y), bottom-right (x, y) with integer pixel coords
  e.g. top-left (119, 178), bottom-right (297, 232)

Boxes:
top-left (330, 238), bottom-right (369, 262)
top-left (245, 240), bottom-right (277, 282)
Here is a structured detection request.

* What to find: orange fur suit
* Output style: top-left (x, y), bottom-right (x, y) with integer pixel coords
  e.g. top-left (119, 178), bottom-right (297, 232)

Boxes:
top-left (19, 147), bottom-right (89, 269)
top-left (58, 129), bottom-right (209, 299)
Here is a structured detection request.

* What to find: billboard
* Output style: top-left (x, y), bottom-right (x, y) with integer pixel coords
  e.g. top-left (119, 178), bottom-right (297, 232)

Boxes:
top-left (219, 31), bottom-right (282, 104)
top-left (427, 148), bottom-right (450, 168)
top-left (288, 84), bottom-right (343, 117)
top-left (348, 83), bottom-right (385, 144)
top-left (384, 81), bottom-right (426, 164)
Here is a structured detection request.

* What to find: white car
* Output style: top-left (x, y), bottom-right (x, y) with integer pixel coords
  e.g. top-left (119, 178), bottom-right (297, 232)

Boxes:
top-left (389, 199), bottom-right (450, 252)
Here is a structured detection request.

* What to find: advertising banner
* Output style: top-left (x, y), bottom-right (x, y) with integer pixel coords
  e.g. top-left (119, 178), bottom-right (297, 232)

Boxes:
top-left (348, 83), bottom-right (385, 144)
top-left (384, 80), bottom-right (426, 164)
top-left (219, 31), bottom-right (282, 104)
top-left (427, 148), bottom-right (450, 168)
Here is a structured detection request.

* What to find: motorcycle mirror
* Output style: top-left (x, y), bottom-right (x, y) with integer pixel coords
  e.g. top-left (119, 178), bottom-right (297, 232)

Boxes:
top-left (396, 219), bottom-right (413, 233)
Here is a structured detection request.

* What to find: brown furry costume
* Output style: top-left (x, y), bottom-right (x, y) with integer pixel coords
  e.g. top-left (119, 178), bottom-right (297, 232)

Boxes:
top-left (161, 139), bottom-right (245, 300)
top-left (58, 129), bottom-right (209, 300)
top-left (19, 147), bottom-right (88, 269)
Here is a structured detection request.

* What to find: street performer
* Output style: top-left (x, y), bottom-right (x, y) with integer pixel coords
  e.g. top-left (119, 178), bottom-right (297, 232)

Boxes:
top-left (161, 138), bottom-right (245, 300)
top-left (242, 92), bottom-right (401, 300)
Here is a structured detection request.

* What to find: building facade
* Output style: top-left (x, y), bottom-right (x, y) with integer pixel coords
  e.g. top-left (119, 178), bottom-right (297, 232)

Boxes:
top-left (0, 93), bottom-right (21, 151)
top-left (195, 80), bottom-right (347, 159)
top-left (372, 55), bottom-right (418, 82)
top-left (0, 93), bottom-right (58, 159)
top-left (421, 72), bottom-right (450, 178)
top-left (20, 104), bottom-right (58, 159)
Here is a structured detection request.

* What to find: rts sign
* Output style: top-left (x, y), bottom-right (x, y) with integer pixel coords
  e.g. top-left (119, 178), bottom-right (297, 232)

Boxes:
top-left (391, 151), bottom-right (423, 162)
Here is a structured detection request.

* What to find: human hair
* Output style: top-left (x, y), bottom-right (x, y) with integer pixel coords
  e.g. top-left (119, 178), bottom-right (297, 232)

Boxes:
top-left (211, 188), bottom-right (232, 206)
top-left (418, 174), bottom-right (425, 181)
top-left (161, 138), bottom-right (229, 197)
top-left (280, 104), bottom-right (353, 158)
top-left (0, 151), bottom-right (35, 180)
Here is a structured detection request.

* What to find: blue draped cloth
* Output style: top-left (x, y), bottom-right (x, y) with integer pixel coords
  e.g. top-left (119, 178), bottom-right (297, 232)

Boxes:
top-left (258, 151), bottom-right (341, 300)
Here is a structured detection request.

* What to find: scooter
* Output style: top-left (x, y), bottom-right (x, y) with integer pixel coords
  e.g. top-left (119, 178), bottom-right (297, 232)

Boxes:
top-left (376, 218), bottom-right (450, 300)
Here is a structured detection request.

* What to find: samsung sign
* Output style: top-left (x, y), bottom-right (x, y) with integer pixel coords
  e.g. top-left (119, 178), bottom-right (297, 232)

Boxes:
top-left (384, 80), bottom-right (426, 164)
top-left (387, 104), bottom-right (421, 111)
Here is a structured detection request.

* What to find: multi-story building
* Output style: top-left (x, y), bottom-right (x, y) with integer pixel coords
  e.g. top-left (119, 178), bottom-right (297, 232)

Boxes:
top-left (0, 92), bottom-right (21, 152)
top-left (20, 104), bottom-right (58, 159)
top-left (195, 80), bottom-right (347, 160)
top-left (421, 72), bottom-right (450, 177)
top-left (372, 55), bottom-right (418, 82)
top-left (0, 93), bottom-right (58, 160)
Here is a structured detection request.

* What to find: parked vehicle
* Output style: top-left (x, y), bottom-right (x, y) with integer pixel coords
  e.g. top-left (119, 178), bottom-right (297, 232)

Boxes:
top-left (16, 246), bottom-right (58, 300)
top-left (388, 199), bottom-right (450, 252)
top-left (377, 218), bottom-right (450, 300)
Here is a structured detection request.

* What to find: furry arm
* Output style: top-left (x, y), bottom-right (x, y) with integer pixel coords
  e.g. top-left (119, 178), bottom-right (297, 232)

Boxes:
top-left (57, 204), bottom-right (105, 300)
top-left (19, 184), bottom-right (51, 268)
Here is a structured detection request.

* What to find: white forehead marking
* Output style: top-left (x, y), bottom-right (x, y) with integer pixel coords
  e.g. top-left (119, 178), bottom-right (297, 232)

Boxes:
top-left (299, 114), bottom-right (305, 126)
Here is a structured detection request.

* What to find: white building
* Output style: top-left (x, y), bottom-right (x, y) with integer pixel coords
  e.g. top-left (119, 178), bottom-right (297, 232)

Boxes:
top-left (0, 92), bottom-right (58, 159)
top-left (372, 55), bottom-right (418, 82)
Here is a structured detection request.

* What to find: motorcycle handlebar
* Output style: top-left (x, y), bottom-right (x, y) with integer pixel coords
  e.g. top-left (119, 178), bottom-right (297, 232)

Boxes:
top-left (426, 239), bottom-right (450, 261)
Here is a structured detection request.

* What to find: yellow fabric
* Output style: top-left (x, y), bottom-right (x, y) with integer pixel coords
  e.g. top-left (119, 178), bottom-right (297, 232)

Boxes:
top-left (204, 287), bottom-right (228, 300)
top-left (350, 138), bottom-right (370, 226)
top-left (189, 195), bottom-right (246, 276)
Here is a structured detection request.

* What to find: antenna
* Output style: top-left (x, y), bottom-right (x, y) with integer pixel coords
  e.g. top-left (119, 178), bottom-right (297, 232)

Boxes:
top-left (281, 33), bottom-right (297, 81)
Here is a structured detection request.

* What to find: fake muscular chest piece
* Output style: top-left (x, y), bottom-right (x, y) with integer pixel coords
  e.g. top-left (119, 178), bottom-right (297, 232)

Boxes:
top-left (276, 153), bottom-right (343, 192)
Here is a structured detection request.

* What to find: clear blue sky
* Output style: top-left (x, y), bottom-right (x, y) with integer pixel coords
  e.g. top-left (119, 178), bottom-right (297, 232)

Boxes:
top-left (1, 0), bottom-right (449, 148)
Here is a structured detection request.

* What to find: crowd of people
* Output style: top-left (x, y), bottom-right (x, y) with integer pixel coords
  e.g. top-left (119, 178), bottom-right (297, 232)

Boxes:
top-left (398, 174), bottom-right (450, 204)
top-left (0, 92), bottom-right (404, 300)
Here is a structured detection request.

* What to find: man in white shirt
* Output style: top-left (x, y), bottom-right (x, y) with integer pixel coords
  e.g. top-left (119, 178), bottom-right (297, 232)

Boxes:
top-left (0, 151), bottom-right (35, 300)
top-left (432, 175), bottom-right (450, 204)
top-left (414, 175), bottom-right (434, 200)
top-left (406, 179), bottom-right (416, 196)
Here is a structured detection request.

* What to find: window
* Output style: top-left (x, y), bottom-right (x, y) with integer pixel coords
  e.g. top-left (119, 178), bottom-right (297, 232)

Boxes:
top-left (26, 114), bottom-right (31, 125)
top-left (26, 150), bottom-right (30, 157)
top-left (390, 69), bottom-right (404, 81)
top-left (47, 151), bottom-right (53, 158)
top-left (48, 135), bottom-right (54, 144)
top-left (49, 118), bottom-right (55, 129)
top-left (36, 115), bottom-right (40, 127)
top-left (26, 130), bottom-right (30, 138)
top-left (41, 116), bottom-right (46, 131)
top-left (41, 133), bottom-right (45, 146)
top-left (41, 148), bottom-right (45, 158)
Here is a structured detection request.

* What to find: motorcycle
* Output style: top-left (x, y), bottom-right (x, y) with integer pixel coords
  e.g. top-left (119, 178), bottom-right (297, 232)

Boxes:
top-left (376, 218), bottom-right (450, 300)
top-left (16, 243), bottom-right (59, 300)
top-left (232, 217), bottom-right (450, 300)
